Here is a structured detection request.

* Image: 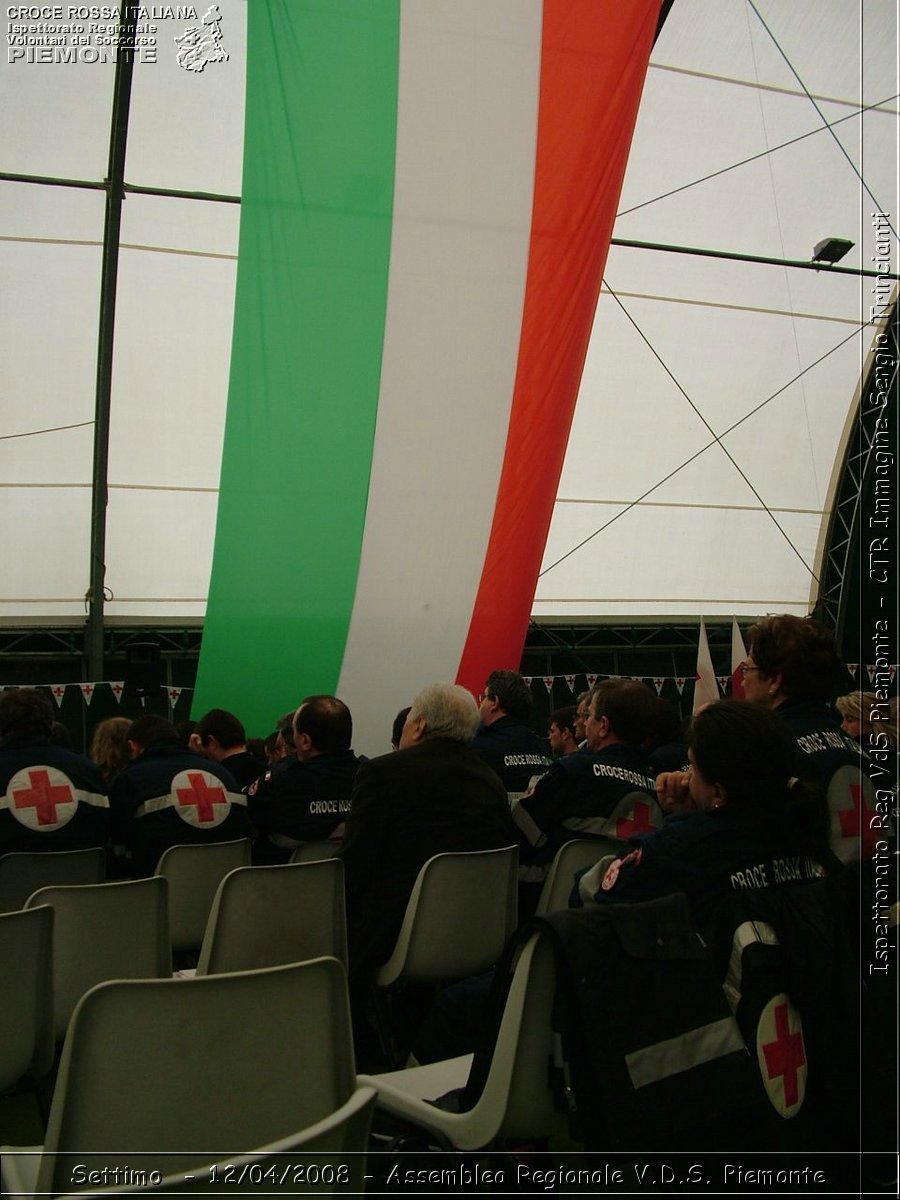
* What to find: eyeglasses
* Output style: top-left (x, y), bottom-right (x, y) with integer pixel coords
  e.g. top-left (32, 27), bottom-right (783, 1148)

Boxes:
top-left (478, 691), bottom-right (493, 704)
top-left (740, 662), bottom-right (761, 677)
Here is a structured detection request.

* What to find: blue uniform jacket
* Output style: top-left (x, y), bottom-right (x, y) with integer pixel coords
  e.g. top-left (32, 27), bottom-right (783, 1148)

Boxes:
top-left (109, 739), bottom-right (249, 876)
top-left (0, 735), bottom-right (109, 854)
top-left (470, 716), bottom-right (552, 799)
top-left (582, 808), bottom-right (827, 918)
top-left (247, 750), bottom-right (360, 859)
top-left (513, 741), bottom-right (662, 869)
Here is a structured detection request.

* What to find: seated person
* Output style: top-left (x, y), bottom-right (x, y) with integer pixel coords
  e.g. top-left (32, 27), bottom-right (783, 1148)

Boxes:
top-left (0, 688), bottom-right (109, 855)
top-left (579, 700), bottom-right (834, 917)
top-left (548, 706), bottom-right (580, 758)
top-left (338, 682), bottom-right (515, 988)
top-left (109, 715), bottom-right (250, 877)
top-left (513, 679), bottom-right (662, 889)
top-left (660, 616), bottom-right (878, 860)
top-left (247, 696), bottom-right (359, 861)
top-left (191, 708), bottom-right (265, 790)
top-left (470, 670), bottom-right (552, 800)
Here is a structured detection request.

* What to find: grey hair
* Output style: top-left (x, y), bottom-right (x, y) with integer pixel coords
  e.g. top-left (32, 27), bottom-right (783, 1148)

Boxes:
top-left (409, 683), bottom-right (480, 744)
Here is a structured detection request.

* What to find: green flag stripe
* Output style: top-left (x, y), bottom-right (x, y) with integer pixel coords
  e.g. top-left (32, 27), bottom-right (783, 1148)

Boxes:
top-left (193, 0), bottom-right (399, 732)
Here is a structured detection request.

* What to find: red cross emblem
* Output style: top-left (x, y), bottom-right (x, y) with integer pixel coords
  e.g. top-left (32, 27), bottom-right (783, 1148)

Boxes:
top-left (838, 783), bottom-right (877, 858)
top-left (8, 767), bottom-right (77, 830)
top-left (616, 800), bottom-right (656, 839)
top-left (171, 770), bottom-right (229, 827)
top-left (759, 997), bottom-right (807, 1112)
top-left (111, 682), bottom-right (123, 698)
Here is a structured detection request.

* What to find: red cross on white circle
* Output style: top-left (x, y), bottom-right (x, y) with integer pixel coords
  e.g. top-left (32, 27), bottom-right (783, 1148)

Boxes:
top-left (758, 994), bottom-right (807, 1114)
top-left (170, 770), bottom-right (229, 827)
top-left (838, 783), bottom-right (877, 858)
top-left (8, 766), bottom-right (78, 831)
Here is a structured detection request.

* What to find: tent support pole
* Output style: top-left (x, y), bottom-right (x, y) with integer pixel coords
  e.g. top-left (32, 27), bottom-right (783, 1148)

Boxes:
top-left (85, 4), bottom-right (138, 684)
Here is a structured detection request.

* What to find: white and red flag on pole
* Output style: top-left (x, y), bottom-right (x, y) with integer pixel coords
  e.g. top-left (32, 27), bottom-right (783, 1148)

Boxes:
top-left (693, 618), bottom-right (719, 715)
top-left (731, 617), bottom-right (748, 699)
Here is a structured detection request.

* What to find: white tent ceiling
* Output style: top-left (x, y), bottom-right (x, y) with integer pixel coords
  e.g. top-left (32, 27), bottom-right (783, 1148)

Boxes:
top-left (1, 0), bottom-right (897, 628)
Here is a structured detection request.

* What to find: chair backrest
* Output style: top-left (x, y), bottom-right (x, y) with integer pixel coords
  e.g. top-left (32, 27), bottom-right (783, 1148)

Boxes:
top-left (196, 859), bottom-right (347, 975)
top-left (289, 840), bottom-right (341, 863)
top-left (53, 1086), bottom-right (377, 1196)
top-left (536, 838), bottom-right (625, 915)
top-left (375, 845), bottom-right (518, 987)
top-left (0, 905), bottom-right (54, 1089)
top-left (154, 838), bottom-right (251, 953)
top-left (37, 957), bottom-right (357, 1194)
top-left (0, 847), bottom-right (106, 913)
top-left (25, 877), bottom-right (171, 1041)
top-left (477, 930), bottom-right (561, 1141)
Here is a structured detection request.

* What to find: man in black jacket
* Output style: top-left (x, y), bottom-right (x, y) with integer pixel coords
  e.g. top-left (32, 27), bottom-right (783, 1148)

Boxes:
top-left (339, 683), bottom-right (515, 986)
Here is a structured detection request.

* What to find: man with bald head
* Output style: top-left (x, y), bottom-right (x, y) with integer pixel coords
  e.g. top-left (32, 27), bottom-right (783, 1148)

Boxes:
top-left (247, 695), bottom-right (359, 862)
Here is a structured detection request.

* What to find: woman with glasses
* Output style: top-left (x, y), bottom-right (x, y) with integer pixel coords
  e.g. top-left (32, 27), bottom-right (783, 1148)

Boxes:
top-left (660, 615), bottom-right (878, 861)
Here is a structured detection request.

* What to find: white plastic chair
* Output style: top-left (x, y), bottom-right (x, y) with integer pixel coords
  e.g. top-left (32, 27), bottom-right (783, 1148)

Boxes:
top-left (289, 840), bottom-right (341, 863)
top-left (0, 905), bottom-right (54, 1091)
top-left (196, 859), bottom-right (347, 974)
top-left (25, 877), bottom-right (171, 1042)
top-left (52, 1086), bottom-right (377, 1196)
top-left (375, 845), bottom-right (519, 987)
top-left (535, 838), bottom-right (626, 915)
top-left (0, 847), bottom-right (106, 913)
top-left (154, 838), bottom-right (251, 955)
top-left (360, 931), bottom-right (563, 1150)
top-left (1, 957), bottom-right (359, 1197)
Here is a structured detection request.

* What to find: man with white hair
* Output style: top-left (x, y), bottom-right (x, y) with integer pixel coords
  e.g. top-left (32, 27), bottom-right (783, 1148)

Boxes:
top-left (338, 683), bottom-right (515, 988)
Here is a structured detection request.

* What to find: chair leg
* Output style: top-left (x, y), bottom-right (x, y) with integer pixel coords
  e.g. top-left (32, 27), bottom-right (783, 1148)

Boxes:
top-left (369, 985), bottom-right (400, 1069)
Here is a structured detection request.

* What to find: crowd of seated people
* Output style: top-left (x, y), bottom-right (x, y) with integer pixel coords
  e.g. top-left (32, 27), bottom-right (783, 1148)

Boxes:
top-left (1, 616), bottom-right (894, 1091)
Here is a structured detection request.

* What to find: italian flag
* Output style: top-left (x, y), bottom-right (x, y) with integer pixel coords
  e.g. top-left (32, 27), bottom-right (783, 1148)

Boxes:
top-left (194, 0), bottom-right (660, 754)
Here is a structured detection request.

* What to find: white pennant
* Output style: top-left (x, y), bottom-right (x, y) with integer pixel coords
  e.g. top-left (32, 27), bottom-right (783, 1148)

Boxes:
top-left (168, 686), bottom-right (183, 708)
top-left (654, 677), bottom-right (664, 694)
top-left (565, 674), bottom-right (576, 693)
top-left (847, 663), bottom-right (858, 679)
top-left (675, 677), bottom-right (686, 695)
top-left (586, 673), bottom-right (598, 689)
top-left (866, 665), bottom-right (876, 684)
top-left (49, 684), bottom-right (67, 708)
top-left (80, 683), bottom-right (95, 704)
top-left (109, 681), bottom-right (125, 704)
top-left (543, 676), bottom-right (554, 694)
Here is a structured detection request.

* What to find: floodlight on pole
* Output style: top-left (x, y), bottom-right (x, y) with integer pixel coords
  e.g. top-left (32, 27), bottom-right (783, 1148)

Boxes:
top-left (812, 237), bottom-right (854, 265)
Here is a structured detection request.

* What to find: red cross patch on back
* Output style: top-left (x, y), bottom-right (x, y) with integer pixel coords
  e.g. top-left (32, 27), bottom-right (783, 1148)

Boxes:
top-left (7, 766), bottom-right (79, 831)
top-left (827, 765), bottom-right (877, 862)
top-left (757, 993), bottom-right (807, 1116)
top-left (170, 770), bottom-right (230, 828)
